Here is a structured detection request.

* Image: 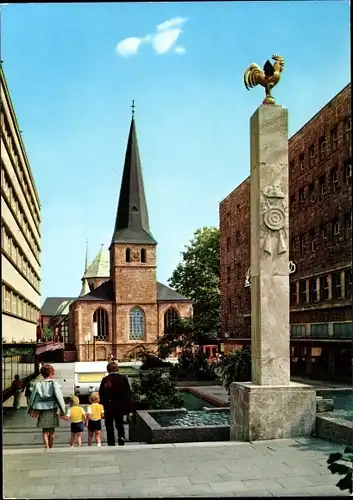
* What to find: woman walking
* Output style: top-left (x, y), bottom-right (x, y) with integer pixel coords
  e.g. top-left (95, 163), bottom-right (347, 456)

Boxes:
top-left (27, 364), bottom-right (66, 449)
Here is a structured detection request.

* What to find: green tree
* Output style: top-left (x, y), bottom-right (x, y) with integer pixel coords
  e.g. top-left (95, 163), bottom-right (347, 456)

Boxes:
top-left (131, 369), bottom-right (184, 410)
top-left (168, 226), bottom-right (220, 336)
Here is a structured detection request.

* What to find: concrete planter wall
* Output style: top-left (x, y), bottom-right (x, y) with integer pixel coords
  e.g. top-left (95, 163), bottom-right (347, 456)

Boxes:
top-left (129, 408), bottom-right (230, 444)
top-left (315, 414), bottom-right (353, 445)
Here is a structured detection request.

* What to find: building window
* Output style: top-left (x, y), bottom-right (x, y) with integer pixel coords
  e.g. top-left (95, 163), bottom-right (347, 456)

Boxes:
top-left (226, 237), bottom-right (230, 252)
top-left (309, 144), bottom-right (315, 166)
top-left (319, 175), bottom-right (327, 196)
top-left (345, 270), bottom-right (352, 299)
top-left (11, 291), bottom-right (17, 314)
top-left (308, 183), bottom-right (315, 202)
top-left (345, 212), bottom-right (352, 240)
top-left (291, 324), bottom-right (306, 338)
top-left (319, 137), bottom-right (327, 159)
top-left (227, 267), bottom-right (231, 283)
top-left (129, 306), bottom-right (145, 340)
top-left (344, 160), bottom-right (352, 185)
top-left (331, 127), bottom-right (338, 151)
top-left (309, 230), bottom-right (317, 253)
top-left (164, 307), bottom-right (179, 334)
top-left (140, 249), bottom-right (146, 263)
top-left (321, 224), bottom-right (328, 245)
top-left (311, 323), bottom-right (329, 338)
top-left (309, 278), bottom-right (318, 302)
top-left (333, 322), bottom-right (353, 339)
top-left (332, 219), bottom-right (340, 244)
top-left (93, 308), bottom-right (109, 341)
top-left (125, 248), bottom-right (131, 263)
top-left (331, 168), bottom-right (339, 192)
top-left (236, 204), bottom-right (240, 215)
top-left (298, 153), bottom-right (304, 171)
top-left (60, 317), bottom-right (69, 344)
top-left (300, 234), bottom-right (307, 256)
top-left (320, 276), bottom-right (329, 301)
top-left (236, 263), bottom-right (241, 280)
top-left (331, 272), bottom-right (342, 300)
top-left (290, 283), bottom-right (297, 306)
top-left (299, 280), bottom-right (307, 304)
top-left (345, 117), bottom-right (351, 141)
top-left (299, 188), bottom-right (306, 203)
top-left (227, 298), bottom-right (232, 314)
top-left (236, 231), bottom-right (240, 244)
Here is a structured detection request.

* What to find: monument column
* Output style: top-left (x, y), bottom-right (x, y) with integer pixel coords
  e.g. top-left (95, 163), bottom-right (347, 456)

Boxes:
top-left (230, 55), bottom-right (316, 441)
top-left (250, 104), bottom-right (290, 386)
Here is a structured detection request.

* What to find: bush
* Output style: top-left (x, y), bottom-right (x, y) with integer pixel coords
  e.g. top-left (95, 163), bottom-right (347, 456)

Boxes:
top-left (170, 349), bottom-right (216, 381)
top-left (327, 445), bottom-right (353, 494)
top-left (131, 368), bottom-right (184, 410)
top-left (215, 347), bottom-right (251, 394)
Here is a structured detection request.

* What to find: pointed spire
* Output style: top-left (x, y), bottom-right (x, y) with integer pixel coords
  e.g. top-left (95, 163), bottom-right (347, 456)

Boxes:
top-left (111, 112), bottom-right (157, 246)
top-left (84, 238), bottom-right (89, 272)
top-left (83, 245), bottom-right (109, 279)
top-left (79, 278), bottom-right (90, 297)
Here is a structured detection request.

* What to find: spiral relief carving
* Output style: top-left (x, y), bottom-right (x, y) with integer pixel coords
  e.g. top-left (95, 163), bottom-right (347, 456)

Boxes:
top-left (261, 184), bottom-right (287, 256)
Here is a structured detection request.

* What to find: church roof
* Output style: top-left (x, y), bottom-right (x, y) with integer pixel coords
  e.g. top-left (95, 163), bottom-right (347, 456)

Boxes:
top-left (83, 245), bottom-right (109, 279)
top-left (111, 116), bottom-right (157, 246)
top-left (79, 278), bottom-right (90, 297)
top-left (41, 297), bottom-right (75, 317)
top-left (42, 282), bottom-right (191, 314)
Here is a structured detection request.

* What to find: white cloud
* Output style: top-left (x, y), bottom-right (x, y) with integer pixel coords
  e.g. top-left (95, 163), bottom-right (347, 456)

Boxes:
top-left (115, 17), bottom-right (188, 58)
top-left (115, 37), bottom-right (143, 58)
top-left (174, 46), bottom-right (186, 55)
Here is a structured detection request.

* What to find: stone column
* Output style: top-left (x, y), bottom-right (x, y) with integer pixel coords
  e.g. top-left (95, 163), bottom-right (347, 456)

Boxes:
top-left (250, 105), bottom-right (290, 385)
top-left (230, 104), bottom-right (316, 441)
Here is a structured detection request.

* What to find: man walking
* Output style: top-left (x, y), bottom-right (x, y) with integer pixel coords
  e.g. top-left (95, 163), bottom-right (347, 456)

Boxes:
top-left (99, 361), bottom-right (134, 446)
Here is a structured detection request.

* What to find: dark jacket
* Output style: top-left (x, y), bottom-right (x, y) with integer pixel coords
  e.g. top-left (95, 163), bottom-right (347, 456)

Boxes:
top-left (99, 373), bottom-right (134, 415)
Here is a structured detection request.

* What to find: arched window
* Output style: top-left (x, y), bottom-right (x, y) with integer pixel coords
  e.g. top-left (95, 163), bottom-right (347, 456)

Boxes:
top-left (93, 308), bottom-right (109, 341)
top-left (164, 307), bottom-right (180, 334)
top-left (126, 248), bottom-right (131, 262)
top-left (129, 306), bottom-right (145, 340)
top-left (141, 248), bottom-right (146, 263)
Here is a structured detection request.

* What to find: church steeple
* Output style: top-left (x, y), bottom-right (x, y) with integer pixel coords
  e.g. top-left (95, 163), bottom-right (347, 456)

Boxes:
top-left (79, 239), bottom-right (90, 297)
top-left (111, 107), bottom-right (157, 246)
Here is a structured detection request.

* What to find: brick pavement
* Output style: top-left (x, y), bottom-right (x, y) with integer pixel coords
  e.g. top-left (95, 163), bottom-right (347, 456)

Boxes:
top-left (3, 438), bottom-right (350, 498)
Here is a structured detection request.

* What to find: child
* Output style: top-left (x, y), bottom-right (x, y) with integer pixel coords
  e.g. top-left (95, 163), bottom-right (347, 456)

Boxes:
top-left (64, 395), bottom-right (86, 447)
top-left (12, 375), bottom-right (24, 409)
top-left (86, 392), bottom-right (104, 447)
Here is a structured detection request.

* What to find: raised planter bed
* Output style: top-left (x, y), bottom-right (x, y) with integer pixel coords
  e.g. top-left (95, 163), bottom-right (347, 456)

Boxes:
top-left (315, 414), bottom-right (353, 445)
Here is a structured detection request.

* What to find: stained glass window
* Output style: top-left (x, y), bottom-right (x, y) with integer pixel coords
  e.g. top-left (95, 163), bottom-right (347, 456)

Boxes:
top-left (129, 306), bottom-right (145, 340)
top-left (93, 308), bottom-right (109, 341)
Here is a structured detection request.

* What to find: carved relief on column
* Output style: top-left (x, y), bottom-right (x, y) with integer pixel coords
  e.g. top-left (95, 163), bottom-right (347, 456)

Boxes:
top-left (316, 277), bottom-right (320, 302)
top-left (327, 274), bottom-right (332, 300)
top-left (260, 185), bottom-right (288, 257)
top-left (341, 271), bottom-right (346, 298)
top-left (295, 281), bottom-right (300, 305)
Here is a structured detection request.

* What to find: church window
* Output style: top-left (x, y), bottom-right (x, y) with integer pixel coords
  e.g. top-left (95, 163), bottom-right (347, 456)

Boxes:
top-left (126, 248), bottom-right (131, 262)
top-left (141, 248), bottom-right (146, 263)
top-left (93, 308), bottom-right (109, 341)
top-left (129, 306), bottom-right (145, 340)
top-left (164, 307), bottom-right (180, 334)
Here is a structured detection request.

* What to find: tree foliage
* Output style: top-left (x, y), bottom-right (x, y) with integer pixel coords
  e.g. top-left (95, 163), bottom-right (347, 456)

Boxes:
top-left (168, 226), bottom-right (220, 335)
top-left (215, 348), bottom-right (251, 394)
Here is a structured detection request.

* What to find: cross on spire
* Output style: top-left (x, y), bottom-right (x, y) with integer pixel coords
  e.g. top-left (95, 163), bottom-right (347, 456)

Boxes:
top-left (131, 100), bottom-right (135, 117)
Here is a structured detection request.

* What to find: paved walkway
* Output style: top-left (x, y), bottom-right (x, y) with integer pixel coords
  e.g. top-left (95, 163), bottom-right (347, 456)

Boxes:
top-left (4, 438), bottom-right (349, 498)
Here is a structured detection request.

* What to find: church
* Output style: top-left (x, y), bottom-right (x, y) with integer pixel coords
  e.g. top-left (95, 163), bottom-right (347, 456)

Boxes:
top-left (41, 113), bottom-right (193, 362)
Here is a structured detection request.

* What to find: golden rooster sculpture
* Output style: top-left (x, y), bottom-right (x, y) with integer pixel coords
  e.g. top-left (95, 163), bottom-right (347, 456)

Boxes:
top-left (244, 55), bottom-right (285, 105)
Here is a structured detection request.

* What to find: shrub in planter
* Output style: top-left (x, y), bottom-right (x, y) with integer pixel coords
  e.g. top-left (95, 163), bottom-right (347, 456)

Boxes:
top-left (131, 368), bottom-right (184, 410)
top-left (327, 445), bottom-right (353, 494)
top-left (215, 347), bottom-right (251, 394)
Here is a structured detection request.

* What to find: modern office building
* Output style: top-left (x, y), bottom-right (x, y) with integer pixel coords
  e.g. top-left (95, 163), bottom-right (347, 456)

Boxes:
top-left (220, 84), bottom-right (352, 381)
top-left (1, 65), bottom-right (41, 392)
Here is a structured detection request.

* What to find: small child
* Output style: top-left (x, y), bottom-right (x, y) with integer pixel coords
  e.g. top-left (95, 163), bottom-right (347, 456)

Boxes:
top-left (64, 395), bottom-right (86, 447)
top-left (86, 392), bottom-right (104, 447)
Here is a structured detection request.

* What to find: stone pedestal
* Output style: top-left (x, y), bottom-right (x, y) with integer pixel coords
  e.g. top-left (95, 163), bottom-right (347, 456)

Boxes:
top-left (230, 104), bottom-right (316, 441)
top-left (230, 382), bottom-right (316, 441)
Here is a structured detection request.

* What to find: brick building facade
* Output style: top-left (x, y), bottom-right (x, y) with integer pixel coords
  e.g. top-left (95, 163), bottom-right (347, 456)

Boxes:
top-left (41, 115), bottom-right (193, 362)
top-left (220, 84), bottom-right (352, 381)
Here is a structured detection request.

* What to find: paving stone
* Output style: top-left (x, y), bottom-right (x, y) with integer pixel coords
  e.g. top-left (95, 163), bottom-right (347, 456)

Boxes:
top-left (242, 478), bottom-right (286, 491)
top-left (188, 473), bottom-right (224, 485)
top-left (305, 485), bottom-right (351, 496)
top-left (277, 473), bottom-right (337, 488)
top-left (209, 480), bottom-right (247, 493)
top-left (156, 476), bottom-right (191, 487)
top-left (176, 483), bottom-right (213, 496)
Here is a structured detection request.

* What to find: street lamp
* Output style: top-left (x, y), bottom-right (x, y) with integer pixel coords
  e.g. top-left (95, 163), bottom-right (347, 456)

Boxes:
top-left (92, 322), bottom-right (98, 362)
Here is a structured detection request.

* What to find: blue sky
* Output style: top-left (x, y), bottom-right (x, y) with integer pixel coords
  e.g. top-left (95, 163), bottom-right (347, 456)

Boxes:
top-left (1, 1), bottom-right (350, 302)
